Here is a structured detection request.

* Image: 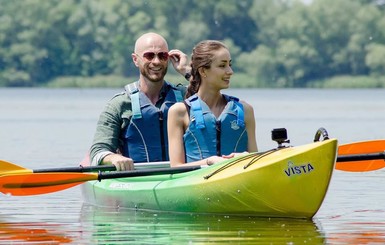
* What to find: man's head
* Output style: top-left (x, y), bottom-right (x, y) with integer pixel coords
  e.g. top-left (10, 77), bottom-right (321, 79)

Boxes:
top-left (132, 32), bottom-right (169, 83)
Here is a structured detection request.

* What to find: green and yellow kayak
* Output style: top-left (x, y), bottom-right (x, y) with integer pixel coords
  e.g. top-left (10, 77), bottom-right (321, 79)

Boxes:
top-left (81, 139), bottom-right (337, 218)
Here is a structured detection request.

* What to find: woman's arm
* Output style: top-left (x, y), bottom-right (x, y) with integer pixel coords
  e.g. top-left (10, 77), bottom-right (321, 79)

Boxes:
top-left (242, 100), bottom-right (258, 152)
top-left (168, 102), bottom-right (190, 167)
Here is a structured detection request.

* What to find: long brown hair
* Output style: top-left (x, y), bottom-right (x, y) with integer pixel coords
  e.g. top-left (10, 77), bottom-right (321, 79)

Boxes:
top-left (185, 40), bottom-right (228, 98)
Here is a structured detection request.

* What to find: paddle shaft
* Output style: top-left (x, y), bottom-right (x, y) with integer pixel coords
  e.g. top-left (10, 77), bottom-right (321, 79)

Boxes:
top-left (31, 162), bottom-right (171, 173)
top-left (96, 165), bottom-right (201, 180)
top-left (33, 165), bottom-right (116, 173)
top-left (337, 152), bottom-right (385, 162)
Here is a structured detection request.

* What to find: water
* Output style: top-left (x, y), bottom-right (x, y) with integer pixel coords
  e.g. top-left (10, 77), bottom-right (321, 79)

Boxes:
top-left (0, 88), bottom-right (384, 244)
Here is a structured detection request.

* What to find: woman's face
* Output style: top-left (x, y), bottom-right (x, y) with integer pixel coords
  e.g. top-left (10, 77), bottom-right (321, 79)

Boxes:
top-left (203, 48), bottom-right (233, 90)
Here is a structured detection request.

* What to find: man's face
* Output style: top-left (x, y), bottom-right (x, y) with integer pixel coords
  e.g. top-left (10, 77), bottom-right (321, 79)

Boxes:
top-left (135, 50), bottom-right (169, 83)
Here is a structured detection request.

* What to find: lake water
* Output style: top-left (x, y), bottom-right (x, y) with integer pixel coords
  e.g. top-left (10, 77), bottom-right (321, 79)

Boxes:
top-left (0, 88), bottom-right (384, 244)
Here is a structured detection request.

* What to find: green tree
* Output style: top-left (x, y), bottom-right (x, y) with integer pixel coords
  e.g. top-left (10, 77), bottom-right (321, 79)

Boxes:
top-left (366, 44), bottom-right (385, 76)
top-left (1, 0), bottom-right (385, 87)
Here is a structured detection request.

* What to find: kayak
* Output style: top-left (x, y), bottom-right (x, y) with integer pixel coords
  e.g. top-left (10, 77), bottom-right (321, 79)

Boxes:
top-left (81, 138), bottom-right (337, 218)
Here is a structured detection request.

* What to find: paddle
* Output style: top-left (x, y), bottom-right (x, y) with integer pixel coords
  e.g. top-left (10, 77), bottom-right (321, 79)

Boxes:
top-left (335, 140), bottom-right (385, 172)
top-left (0, 165), bottom-right (201, 196)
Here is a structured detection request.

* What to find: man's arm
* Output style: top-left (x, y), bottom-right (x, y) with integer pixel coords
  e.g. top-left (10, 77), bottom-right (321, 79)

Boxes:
top-left (90, 93), bottom-right (133, 170)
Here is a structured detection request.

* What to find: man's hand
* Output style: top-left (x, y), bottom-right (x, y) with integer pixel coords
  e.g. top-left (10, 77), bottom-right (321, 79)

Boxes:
top-left (102, 153), bottom-right (134, 171)
top-left (169, 49), bottom-right (190, 76)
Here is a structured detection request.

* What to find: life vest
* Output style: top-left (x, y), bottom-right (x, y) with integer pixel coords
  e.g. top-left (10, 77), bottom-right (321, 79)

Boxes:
top-left (183, 94), bottom-right (248, 162)
top-left (121, 81), bottom-right (184, 162)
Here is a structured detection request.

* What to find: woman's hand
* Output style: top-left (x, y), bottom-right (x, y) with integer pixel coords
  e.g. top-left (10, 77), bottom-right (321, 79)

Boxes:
top-left (205, 152), bottom-right (249, 166)
top-left (221, 152), bottom-right (249, 159)
top-left (206, 156), bottom-right (224, 166)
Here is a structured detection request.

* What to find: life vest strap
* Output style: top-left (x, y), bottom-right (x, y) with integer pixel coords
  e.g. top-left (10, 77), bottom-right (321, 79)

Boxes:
top-left (190, 98), bottom-right (205, 129)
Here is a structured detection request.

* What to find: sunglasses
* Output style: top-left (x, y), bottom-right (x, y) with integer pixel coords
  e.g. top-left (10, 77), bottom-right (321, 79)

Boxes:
top-left (138, 52), bottom-right (169, 61)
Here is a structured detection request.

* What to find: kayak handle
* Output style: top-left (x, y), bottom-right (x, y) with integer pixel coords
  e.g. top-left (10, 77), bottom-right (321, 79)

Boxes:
top-left (314, 127), bottom-right (329, 142)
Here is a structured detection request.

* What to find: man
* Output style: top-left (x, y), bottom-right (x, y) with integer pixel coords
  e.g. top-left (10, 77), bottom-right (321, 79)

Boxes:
top-left (90, 32), bottom-right (190, 171)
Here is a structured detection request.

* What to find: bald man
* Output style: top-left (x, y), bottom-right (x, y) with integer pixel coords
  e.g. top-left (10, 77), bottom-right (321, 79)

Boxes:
top-left (90, 32), bottom-right (190, 171)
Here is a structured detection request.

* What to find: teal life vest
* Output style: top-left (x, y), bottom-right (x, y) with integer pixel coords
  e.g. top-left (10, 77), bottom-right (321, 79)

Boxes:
top-left (183, 94), bottom-right (248, 162)
top-left (122, 81), bottom-right (184, 162)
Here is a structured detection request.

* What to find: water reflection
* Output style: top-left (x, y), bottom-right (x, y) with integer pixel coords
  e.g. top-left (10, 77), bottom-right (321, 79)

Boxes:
top-left (79, 204), bottom-right (325, 244)
top-left (320, 210), bottom-right (385, 244)
top-left (0, 221), bottom-right (72, 244)
top-left (328, 229), bottom-right (385, 245)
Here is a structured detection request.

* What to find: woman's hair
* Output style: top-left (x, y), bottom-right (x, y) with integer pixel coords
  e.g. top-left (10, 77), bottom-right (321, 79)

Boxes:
top-left (185, 40), bottom-right (228, 98)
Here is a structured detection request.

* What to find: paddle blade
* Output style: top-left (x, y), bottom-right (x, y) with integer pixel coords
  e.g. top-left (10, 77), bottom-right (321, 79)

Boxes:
top-left (336, 140), bottom-right (385, 172)
top-left (0, 159), bottom-right (32, 175)
top-left (338, 140), bottom-right (385, 155)
top-left (0, 173), bottom-right (98, 196)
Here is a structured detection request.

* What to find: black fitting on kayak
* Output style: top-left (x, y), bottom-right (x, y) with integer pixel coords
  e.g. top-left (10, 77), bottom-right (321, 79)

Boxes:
top-left (98, 171), bottom-right (102, 182)
top-left (314, 127), bottom-right (329, 142)
top-left (271, 128), bottom-right (290, 148)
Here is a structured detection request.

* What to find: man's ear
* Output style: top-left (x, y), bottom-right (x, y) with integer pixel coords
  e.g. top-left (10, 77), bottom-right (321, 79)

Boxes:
top-left (132, 53), bottom-right (139, 67)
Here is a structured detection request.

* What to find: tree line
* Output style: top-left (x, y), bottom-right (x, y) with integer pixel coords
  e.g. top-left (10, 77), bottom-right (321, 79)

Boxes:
top-left (1, 0), bottom-right (384, 88)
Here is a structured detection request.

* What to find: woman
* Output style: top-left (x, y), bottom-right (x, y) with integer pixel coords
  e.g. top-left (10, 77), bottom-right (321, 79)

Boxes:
top-left (168, 40), bottom-right (258, 167)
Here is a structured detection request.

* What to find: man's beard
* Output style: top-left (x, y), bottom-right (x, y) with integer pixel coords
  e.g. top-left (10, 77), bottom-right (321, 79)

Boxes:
top-left (140, 66), bottom-right (168, 83)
